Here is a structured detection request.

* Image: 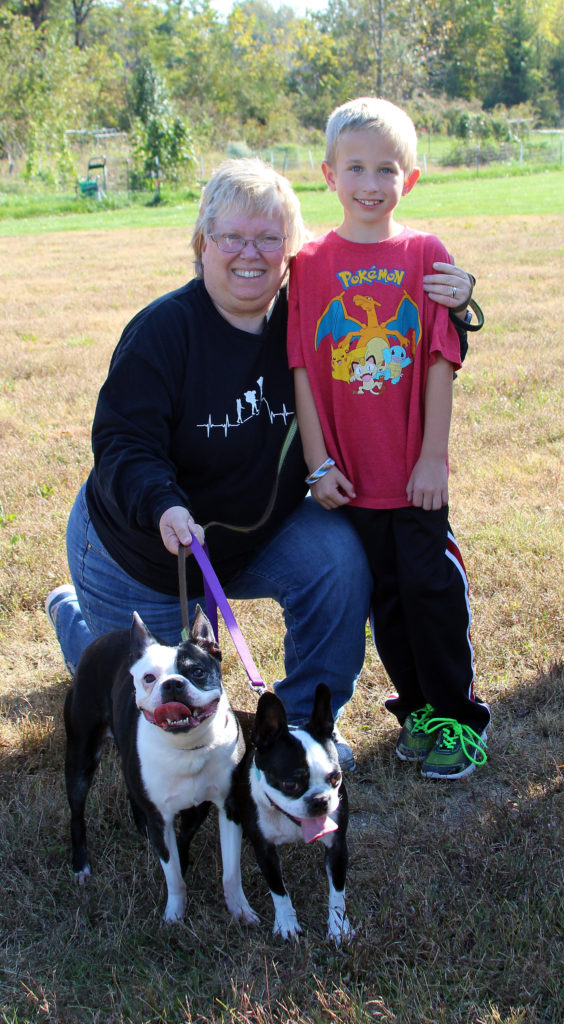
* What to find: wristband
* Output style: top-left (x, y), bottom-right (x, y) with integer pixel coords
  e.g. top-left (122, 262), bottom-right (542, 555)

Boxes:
top-left (306, 458), bottom-right (335, 485)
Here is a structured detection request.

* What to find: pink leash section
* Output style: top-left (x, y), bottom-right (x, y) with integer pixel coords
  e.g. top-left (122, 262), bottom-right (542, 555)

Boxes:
top-left (178, 537), bottom-right (266, 695)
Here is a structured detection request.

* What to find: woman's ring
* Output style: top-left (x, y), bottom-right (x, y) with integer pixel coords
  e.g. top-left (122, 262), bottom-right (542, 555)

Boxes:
top-left (452, 287), bottom-right (457, 298)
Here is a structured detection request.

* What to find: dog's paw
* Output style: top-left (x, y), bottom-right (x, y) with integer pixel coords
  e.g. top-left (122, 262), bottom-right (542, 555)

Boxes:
top-left (327, 888), bottom-right (352, 944)
top-left (225, 890), bottom-right (260, 926)
top-left (239, 903), bottom-right (261, 927)
top-left (163, 895), bottom-right (187, 923)
top-left (327, 911), bottom-right (353, 945)
top-left (272, 894), bottom-right (301, 941)
top-left (273, 917), bottom-right (302, 942)
top-left (74, 865), bottom-right (91, 886)
top-left (273, 922), bottom-right (302, 942)
top-left (229, 901), bottom-right (260, 926)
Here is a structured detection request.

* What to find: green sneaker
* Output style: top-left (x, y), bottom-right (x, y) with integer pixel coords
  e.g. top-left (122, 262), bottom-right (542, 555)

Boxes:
top-left (420, 719), bottom-right (487, 780)
top-left (395, 704), bottom-right (437, 762)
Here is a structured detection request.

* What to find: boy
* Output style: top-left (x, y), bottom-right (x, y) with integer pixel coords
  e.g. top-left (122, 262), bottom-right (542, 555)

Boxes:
top-left (287, 97), bottom-right (490, 779)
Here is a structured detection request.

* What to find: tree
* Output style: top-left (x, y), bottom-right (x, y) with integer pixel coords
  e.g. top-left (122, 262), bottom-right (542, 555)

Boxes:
top-left (222, 4), bottom-right (297, 137)
top-left (548, 1), bottom-right (564, 115)
top-left (0, 12), bottom-right (38, 158)
top-left (70, 0), bottom-right (96, 47)
top-left (1, 0), bottom-right (563, 174)
top-left (312, 0), bottom-right (420, 101)
top-left (160, 1), bottom-right (300, 144)
top-left (488, 0), bottom-right (536, 106)
top-left (287, 18), bottom-right (344, 130)
top-left (20, 0), bottom-right (51, 29)
top-left (129, 57), bottom-right (195, 186)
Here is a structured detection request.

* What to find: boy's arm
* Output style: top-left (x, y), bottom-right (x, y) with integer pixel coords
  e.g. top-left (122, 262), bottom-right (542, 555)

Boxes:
top-left (406, 354), bottom-right (453, 511)
top-left (294, 368), bottom-right (356, 509)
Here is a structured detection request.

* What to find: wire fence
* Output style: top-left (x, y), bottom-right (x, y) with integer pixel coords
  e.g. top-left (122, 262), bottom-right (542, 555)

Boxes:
top-left (1, 130), bottom-right (562, 197)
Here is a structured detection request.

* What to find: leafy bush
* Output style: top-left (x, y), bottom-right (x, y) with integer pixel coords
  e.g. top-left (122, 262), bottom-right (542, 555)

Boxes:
top-left (128, 58), bottom-right (195, 190)
top-left (446, 105), bottom-right (513, 142)
top-left (226, 141), bottom-right (254, 158)
top-left (130, 114), bottom-right (194, 189)
top-left (441, 142), bottom-right (514, 167)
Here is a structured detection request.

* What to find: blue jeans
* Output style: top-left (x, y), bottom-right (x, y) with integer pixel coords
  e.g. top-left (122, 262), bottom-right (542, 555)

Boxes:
top-left (55, 485), bottom-right (372, 724)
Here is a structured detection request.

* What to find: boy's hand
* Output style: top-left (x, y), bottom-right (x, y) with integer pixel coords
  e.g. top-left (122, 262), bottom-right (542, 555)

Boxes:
top-left (406, 457), bottom-right (448, 511)
top-left (311, 467), bottom-right (356, 509)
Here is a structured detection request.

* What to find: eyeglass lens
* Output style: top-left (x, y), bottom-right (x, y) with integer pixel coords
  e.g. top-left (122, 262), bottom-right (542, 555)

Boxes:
top-left (211, 233), bottom-right (285, 253)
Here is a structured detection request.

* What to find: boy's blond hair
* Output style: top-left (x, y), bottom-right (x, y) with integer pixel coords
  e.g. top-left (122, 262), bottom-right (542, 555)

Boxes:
top-left (191, 158), bottom-right (308, 277)
top-left (325, 97), bottom-right (418, 176)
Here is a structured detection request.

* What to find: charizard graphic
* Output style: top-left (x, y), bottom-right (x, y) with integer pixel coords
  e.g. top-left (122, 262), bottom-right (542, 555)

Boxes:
top-left (315, 291), bottom-right (422, 391)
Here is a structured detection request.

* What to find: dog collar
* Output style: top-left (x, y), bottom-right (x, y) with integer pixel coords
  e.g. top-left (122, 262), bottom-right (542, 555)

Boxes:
top-left (252, 758), bottom-right (301, 825)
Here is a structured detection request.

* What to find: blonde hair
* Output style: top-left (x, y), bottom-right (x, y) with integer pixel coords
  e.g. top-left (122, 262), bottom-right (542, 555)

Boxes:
top-left (325, 97), bottom-right (418, 176)
top-left (191, 158), bottom-right (308, 277)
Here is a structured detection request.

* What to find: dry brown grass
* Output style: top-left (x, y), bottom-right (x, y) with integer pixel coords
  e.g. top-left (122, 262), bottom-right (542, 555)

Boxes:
top-left (0, 215), bottom-right (563, 1024)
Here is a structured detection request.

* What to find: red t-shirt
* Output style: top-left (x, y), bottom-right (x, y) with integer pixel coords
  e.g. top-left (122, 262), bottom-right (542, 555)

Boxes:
top-left (287, 227), bottom-right (462, 509)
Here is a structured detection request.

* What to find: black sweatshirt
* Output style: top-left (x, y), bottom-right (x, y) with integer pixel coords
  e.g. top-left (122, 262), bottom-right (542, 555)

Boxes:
top-left (85, 278), bottom-right (307, 595)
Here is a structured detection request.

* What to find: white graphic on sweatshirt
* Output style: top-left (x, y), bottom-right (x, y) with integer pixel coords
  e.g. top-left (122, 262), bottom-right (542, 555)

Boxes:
top-left (197, 377), bottom-right (294, 437)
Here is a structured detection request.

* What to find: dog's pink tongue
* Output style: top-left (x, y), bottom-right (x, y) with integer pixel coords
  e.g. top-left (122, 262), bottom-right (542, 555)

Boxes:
top-left (153, 702), bottom-right (191, 727)
top-left (300, 816), bottom-right (339, 844)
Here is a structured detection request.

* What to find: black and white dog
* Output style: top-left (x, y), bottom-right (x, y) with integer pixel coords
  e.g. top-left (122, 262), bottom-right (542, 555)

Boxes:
top-left (226, 683), bottom-right (350, 943)
top-left (64, 606), bottom-right (258, 925)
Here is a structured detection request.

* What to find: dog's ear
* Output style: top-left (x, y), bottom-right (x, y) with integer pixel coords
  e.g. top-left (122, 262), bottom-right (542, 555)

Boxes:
top-left (308, 682), bottom-right (335, 741)
top-left (252, 692), bottom-right (288, 752)
top-left (130, 611), bottom-right (154, 663)
top-left (190, 604), bottom-right (222, 660)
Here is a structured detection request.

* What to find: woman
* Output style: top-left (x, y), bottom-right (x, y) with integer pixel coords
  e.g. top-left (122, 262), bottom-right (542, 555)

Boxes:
top-left (47, 158), bottom-right (478, 770)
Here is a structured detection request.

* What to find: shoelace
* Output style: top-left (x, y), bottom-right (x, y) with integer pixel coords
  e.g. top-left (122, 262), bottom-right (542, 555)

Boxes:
top-left (422, 717), bottom-right (487, 766)
top-left (410, 704), bottom-right (435, 733)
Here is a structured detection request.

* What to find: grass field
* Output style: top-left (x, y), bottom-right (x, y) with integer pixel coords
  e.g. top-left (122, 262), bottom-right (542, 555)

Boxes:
top-left (0, 167), bottom-right (563, 235)
top-left (0, 179), bottom-right (563, 1024)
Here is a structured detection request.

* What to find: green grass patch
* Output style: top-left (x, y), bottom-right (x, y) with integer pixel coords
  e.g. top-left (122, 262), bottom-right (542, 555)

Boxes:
top-left (300, 167), bottom-right (564, 224)
top-left (0, 167), bottom-right (562, 235)
top-left (0, 195), bottom-right (201, 235)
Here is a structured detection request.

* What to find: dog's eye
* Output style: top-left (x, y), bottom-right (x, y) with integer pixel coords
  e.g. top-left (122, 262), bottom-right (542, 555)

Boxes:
top-left (189, 666), bottom-right (205, 679)
top-left (143, 673), bottom-right (156, 685)
top-left (329, 770), bottom-right (342, 788)
top-left (281, 780), bottom-right (302, 795)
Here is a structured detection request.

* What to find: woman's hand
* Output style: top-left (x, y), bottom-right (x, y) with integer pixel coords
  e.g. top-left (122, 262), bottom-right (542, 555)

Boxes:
top-left (423, 262), bottom-right (473, 309)
top-left (159, 506), bottom-right (205, 555)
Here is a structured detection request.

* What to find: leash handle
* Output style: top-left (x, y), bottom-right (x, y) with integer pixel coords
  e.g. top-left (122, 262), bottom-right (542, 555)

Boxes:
top-left (178, 539), bottom-right (266, 694)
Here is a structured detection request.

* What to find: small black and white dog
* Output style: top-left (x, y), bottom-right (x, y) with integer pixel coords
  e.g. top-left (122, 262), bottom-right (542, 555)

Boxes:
top-left (64, 606), bottom-right (258, 925)
top-left (226, 683), bottom-right (350, 943)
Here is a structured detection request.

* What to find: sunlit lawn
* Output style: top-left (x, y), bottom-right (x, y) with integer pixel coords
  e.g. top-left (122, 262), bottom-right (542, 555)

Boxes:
top-left (0, 177), bottom-right (562, 1024)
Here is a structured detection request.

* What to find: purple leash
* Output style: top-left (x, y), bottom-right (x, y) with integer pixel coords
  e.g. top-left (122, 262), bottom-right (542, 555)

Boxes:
top-left (178, 538), bottom-right (266, 694)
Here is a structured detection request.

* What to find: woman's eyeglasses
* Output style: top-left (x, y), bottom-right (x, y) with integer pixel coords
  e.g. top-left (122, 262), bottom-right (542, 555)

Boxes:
top-left (209, 233), bottom-right (287, 253)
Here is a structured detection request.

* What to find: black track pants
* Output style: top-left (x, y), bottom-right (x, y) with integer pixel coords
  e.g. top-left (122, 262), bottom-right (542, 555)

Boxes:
top-left (347, 505), bottom-right (490, 734)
